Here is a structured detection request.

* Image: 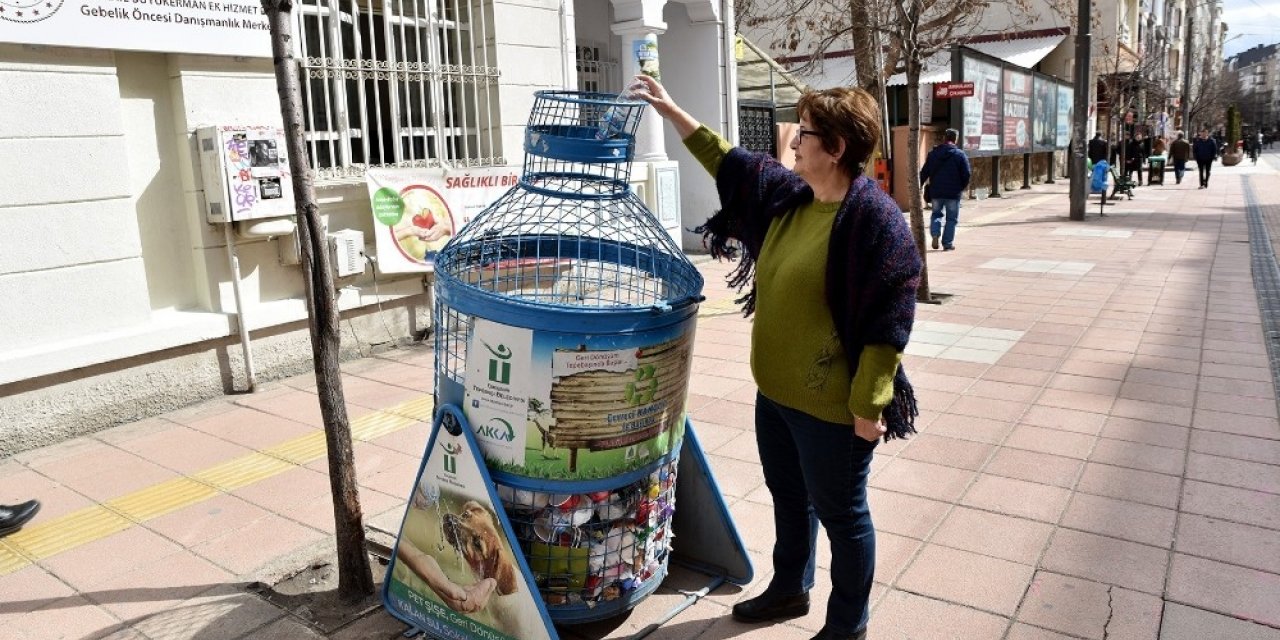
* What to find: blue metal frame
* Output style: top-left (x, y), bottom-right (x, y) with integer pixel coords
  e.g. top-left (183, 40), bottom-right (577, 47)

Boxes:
top-left (524, 126), bottom-right (635, 164)
top-left (671, 419), bottom-right (755, 586)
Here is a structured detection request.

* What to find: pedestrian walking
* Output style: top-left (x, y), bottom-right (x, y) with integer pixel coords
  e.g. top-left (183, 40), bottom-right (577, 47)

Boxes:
top-left (1193, 129), bottom-right (1218, 189)
top-left (1088, 132), bottom-right (1108, 165)
top-left (0, 500), bottom-right (40, 537)
top-left (1170, 132), bottom-right (1191, 185)
top-left (920, 128), bottom-right (972, 251)
top-left (634, 74), bottom-right (921, 640)
top-left (1125, 134), bottom-right (1144, 185)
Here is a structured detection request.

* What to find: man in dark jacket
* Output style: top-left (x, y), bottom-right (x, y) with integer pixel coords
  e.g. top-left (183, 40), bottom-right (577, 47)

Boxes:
top-left (1192, 129), bottom-right (1218, 189)
top-left (920, 128), bottom-right (972, 251)
top-left (1124, 134), bottom-right (1144, 185)
top-left (1169, 132), bottom-right (1191, 184)
top-left (1088, 133), bottom-right (1108, 164)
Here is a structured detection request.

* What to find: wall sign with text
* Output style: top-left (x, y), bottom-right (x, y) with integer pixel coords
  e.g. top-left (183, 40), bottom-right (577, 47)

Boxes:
top-left (0, 0), bottom-right (273, 56)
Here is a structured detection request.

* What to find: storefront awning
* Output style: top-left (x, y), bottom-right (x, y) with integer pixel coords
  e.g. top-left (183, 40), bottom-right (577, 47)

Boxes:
top-left (886, 34), bottom-right (1067, 86)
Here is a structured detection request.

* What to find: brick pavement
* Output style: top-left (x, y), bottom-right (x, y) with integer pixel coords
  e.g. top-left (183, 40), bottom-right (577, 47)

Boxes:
top-left (2, 153), bottom-right (1280, 639)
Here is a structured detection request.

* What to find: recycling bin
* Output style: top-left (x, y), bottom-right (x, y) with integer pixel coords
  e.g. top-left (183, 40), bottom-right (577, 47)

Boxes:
top-left (431, 90), bottom-right (704, 623)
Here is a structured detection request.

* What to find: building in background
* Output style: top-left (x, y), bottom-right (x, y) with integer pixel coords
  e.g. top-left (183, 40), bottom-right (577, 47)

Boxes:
top-left (1228, 44), bottom-right (1280, 135)
top-left (0, 0), bottom-right (737, 454)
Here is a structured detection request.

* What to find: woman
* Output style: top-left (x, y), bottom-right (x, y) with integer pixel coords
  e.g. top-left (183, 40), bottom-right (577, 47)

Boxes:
top-left (634, 76), bottom-right (920, 640)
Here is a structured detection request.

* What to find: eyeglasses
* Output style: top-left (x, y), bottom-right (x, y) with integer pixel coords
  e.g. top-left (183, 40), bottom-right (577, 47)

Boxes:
top-left (795, 128), bottom-right (822, 145)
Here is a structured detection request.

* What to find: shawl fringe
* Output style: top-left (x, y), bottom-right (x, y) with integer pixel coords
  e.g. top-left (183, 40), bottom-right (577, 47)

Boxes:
top-left (693, 220), bottom-right (758, 316)
top-left (882, 368), bottom-right (919, 441)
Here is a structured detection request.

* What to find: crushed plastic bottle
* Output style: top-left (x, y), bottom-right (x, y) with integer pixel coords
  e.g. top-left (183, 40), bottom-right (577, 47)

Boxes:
top-left (594, 81), bottom-right (646, 141)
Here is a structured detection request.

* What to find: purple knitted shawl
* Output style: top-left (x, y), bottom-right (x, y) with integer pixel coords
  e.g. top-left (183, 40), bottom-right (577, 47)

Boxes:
top-left (694, 147), bottom-right (923, 439)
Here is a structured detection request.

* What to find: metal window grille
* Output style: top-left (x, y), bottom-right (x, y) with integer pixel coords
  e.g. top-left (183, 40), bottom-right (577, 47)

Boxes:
top-left (737, 99), bottom-right (778, 158)
top-left (575, 42), bottom-right (620, 94)
top-left (295, 0), bottom-right (503, 182)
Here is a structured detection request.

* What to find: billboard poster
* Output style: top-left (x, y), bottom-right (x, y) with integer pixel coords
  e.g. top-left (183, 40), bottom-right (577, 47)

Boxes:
top-left (1033, 77), bottom-right (1057, 151)
top-left (366, 167), bottom-right (519, 273)
top-left (961, 56), bottom-right (1002, 153)
top-left (1003, 69), bottom-right (1033, 153)
top-left (1056, 85), bottom-right (1073, 148)
top-left (463, 317), bottom-right (695, 481)
top-left (383, 408), bottom-right (555, 640)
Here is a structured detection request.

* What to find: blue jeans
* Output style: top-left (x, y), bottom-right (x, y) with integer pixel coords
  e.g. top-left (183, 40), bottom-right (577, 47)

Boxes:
top-left (1173, 159), bottom-right (1186, 182)
top-left (756, 392), bottom-right (877, 635)
top-left (930, 198), bottom-right (960, 248)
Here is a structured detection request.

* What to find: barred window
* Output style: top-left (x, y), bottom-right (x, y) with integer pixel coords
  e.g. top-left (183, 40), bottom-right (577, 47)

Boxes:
top-left (296, 0), bottom-right (502, 182)
top-left (576, 42), bottom-right (620, 94)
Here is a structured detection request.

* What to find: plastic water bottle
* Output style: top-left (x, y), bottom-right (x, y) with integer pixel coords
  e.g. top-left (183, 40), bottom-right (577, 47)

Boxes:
top-left (595, 81), bottom-right (646, 140)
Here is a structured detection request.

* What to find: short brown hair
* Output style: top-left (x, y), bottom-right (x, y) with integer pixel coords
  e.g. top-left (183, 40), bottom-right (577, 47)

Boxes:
top-left (796, 87), bottom-right (882, 177)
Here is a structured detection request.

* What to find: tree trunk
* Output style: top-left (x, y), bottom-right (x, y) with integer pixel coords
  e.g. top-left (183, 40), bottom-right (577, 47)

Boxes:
top-left (848, 0), bottom-right (882, 94)
top-left (262, 0), bottom-right (375, 603)
top-left (848, 0), bottom-right (891, 154)
top-left (905, 58), bottom-right (932, 303)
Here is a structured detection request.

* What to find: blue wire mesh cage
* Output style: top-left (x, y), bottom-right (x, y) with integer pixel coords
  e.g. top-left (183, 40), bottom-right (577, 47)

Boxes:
top-left (431, 89), bottom-right (702, 622)
top-left (521, 90), bottom-right (647, 199)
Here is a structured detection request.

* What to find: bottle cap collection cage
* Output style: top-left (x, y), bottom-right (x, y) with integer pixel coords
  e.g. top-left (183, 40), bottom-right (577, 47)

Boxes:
top-left (521, 90), bottom-right (646, 199)
top-left (432, 90), bottom-right (704, 622)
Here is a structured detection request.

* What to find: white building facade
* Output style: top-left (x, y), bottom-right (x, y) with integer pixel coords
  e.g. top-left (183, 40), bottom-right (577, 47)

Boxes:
top-left (0, 0), bottom-right (736, 454)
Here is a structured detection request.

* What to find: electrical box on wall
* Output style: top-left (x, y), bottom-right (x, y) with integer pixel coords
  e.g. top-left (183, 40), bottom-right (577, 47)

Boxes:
top-left (329, 230), bottom-right (366, 278)
top-left (196, 126), bottom-right (296, 223)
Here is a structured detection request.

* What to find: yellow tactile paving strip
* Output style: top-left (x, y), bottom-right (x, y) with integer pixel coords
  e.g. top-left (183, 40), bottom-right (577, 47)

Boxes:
top-left (698, 295), bottom-right (742, 317)
top-left (0, 395), bottom-right (434, 577)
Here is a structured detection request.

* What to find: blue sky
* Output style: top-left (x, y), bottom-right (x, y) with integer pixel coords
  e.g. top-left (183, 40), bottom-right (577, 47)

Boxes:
top-left (1223, 0), bottom-right (1280, 58)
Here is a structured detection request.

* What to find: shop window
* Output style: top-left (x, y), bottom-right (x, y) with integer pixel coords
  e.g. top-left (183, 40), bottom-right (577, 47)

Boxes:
top-left (297, 0), bottom-right (502, 181)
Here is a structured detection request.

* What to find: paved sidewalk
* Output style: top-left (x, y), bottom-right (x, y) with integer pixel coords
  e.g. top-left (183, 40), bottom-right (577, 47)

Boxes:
top-left (3, 152), bottom-right (1280, 639)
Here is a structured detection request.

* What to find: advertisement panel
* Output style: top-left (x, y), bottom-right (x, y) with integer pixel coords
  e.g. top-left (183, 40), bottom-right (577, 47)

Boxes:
top-left (1056, 85), bottom-right (1073, 148)
top-left (366, 167), bottom-right (520, 273)
top-left (1002, 68), bottom-right (1033, 153)
top-left (384, 409), bottom-right (554, 640)
top-left (961, 56), bottom-right (1002, 154)
top-left (1033, 76), bottom-right (1058, 152)
top-left (463, 317), bottom-right (695, 481)
top-left (0, 0), bottom-right (272, 56)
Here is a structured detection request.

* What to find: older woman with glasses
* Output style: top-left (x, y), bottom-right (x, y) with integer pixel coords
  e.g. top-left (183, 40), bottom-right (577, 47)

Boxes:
top-left (632, 76), bottom-right (921, 640)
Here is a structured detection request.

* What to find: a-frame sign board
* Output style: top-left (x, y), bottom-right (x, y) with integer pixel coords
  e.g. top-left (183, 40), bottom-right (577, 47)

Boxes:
top-left (382, 406), bottom-right (752, 640)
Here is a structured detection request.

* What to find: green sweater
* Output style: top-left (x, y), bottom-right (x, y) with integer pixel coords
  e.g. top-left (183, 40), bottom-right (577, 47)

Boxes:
top-left (684, 126), bottom-right (900, 424)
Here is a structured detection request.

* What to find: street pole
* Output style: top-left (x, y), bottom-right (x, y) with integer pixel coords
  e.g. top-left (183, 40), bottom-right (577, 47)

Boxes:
top-left (1069, 0), bottom-right (1091, 221)
top-left (1182, 5), bottom-right (1194, 131)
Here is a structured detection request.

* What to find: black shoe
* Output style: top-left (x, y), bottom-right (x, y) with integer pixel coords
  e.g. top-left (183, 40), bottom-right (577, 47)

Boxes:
top-left (811, 627), bottom-right (868, 640)
top-left (931, 236), bottom-right (940, 250)
top-left (732, 589), bottom-right (810, 622)
top-left (0, 500), bottom-right (40, 537)
top-left (943, 245), bottom-right (955, 251)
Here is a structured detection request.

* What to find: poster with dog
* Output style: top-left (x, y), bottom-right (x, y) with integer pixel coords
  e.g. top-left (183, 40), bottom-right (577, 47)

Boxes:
top-left (384, 409), bottom-right (555, 640)
top-left (463, 317), bottom-right (696, 481)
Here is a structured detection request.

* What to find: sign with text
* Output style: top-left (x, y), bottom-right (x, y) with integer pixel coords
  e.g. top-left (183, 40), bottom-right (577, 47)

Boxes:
top-left (1002, 68), bottom-right (1032, 153)
top-left (1032, 76), bottom-right (1057, 152)
top-left (0, 0), bottom-right (273, 56)
top-left (961, 56), bottom-right (1002, 153)
top-left (383, 407), bottom-right (557, 640)
top-left (463, 317), bottom-right (695, 481)
top-left (934, 82), bottom-right (975, 99)
top-left (365, 166), bottom-right (519, 273)
top-left (1056, 85), bottom-right (1073, 148)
